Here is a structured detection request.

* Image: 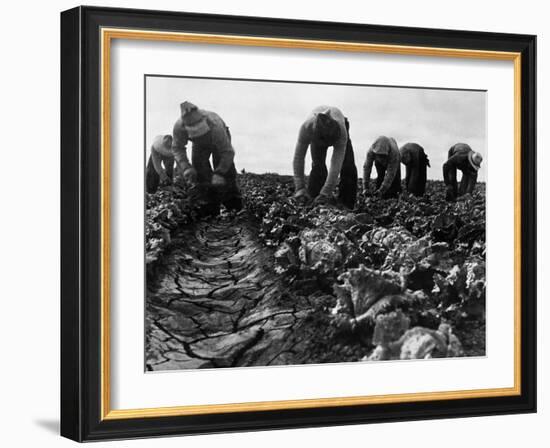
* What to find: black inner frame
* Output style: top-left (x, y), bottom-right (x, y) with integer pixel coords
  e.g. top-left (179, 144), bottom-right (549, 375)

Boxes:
top-left (61, 6), bottom-right (536, 442)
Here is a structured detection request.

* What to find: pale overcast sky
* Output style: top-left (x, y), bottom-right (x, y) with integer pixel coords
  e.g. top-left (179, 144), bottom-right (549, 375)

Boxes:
top-left (146, 76), bottom-right (487, 181)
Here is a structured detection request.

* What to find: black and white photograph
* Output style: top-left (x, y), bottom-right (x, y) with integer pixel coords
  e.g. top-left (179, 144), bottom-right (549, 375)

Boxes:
top-left (144, 76), bottom-right (487, 371)
top-left (0, 0), bottom-right (542, 444)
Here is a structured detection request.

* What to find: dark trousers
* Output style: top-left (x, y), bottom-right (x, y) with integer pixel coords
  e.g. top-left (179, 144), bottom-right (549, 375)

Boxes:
top-left (307, 138), bottom-right (358, 209)
top-left (191, 144), bottom-right (243, 214)
top-left (146, 154), bottom-right (174, 193)
top-left (375, 162), bottom-right (401, 199)
top-left (445, 168), bottom-right (478, 200)
top-left (458, 170), bottom-right (478, 196)
top-left (404, 157), bottom-right (428, 197)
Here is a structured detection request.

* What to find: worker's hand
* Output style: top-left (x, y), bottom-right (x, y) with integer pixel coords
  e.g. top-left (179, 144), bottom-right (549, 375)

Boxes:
top-left (183, 167), bottom-right (198, 184)
top-left (313, 194), bottom-right (329, 206)
top-left (159, 172), bottom-right (171, 186)
top-left (373, 189), bottom-right (384, 198)
top-left (211, 173), bottom-right (226, 188)
top-left (293, 188), bottom-right (311, 203)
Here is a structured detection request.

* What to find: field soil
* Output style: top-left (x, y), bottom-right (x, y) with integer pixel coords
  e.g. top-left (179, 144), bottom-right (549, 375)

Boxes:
top-left (146, 174), bottom-right (486, 371)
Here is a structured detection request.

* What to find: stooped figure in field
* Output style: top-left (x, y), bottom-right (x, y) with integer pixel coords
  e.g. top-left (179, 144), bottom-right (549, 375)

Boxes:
top-left (443, 143), bottom-right (483, 201)
top-left (146, 135), bottom-right (176, 194)
top-left (171, 101), bottom-right (243, 214)
top-left (292, 106), bottom-right (358, 209)
top-left (363, 136), bottom-right (402, 199)
top-left (400, 142), bottom-right (430, 197)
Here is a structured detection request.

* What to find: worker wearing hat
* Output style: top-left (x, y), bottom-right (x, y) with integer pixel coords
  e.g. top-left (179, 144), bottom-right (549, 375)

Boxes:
top-left (146, 134), bottom-right (176, 194)
top-left (171, 101), bottom-right (242, 213)
top-left (400, 142), bottom-right (430, 197)
top-left (293, 106), bottom-right (358, 208)
top-left (443, 143), bottom-right (483, 201)
top-left (363, 136), bottom-right (402, 199)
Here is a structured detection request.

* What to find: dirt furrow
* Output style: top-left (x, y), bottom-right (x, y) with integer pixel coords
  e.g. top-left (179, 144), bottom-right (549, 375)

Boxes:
top-left (145, 213), bottom-right (314, 370)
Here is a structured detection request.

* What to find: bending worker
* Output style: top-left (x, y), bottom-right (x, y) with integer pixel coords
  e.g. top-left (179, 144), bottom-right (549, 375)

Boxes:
top-left (292, 106), bottom-right (358, 208)
top-left (363, 136), bottom-right (401, 199)
top-left (146, 134), bottom-right (175, 194)
top-left (400, 142), bottom-right (430, 197)
top-left (443, 143), bottom-right (483, 201)
top-left (171, 101), bottom-right (243, 213)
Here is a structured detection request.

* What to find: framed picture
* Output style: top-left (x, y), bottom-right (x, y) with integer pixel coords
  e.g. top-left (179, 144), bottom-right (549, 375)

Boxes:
top-left (60, 6), bottom-right (537, 442)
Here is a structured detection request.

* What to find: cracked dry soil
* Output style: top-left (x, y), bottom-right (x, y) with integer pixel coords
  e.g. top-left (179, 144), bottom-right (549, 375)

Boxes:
top-left (146, 213), bottom-right (324, 371)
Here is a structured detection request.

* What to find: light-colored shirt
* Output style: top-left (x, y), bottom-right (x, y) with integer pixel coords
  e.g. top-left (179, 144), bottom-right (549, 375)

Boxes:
top-left (363, 136), bottom-right (401, 194)
top-left (150, 135), bottom-right (173, 176)
top-left (171, 110), bottom-right (235, 175)
top-left (292, 106), bottom-right (348, 197)
top-left (445, 143), bottom-right (474, 173)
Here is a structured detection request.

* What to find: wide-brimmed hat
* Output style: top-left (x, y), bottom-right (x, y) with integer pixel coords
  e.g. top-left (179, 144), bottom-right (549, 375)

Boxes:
top-left (468, 151), bottom-right (483, 171)
top-left (180, 101), bottom-right (210, 138)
